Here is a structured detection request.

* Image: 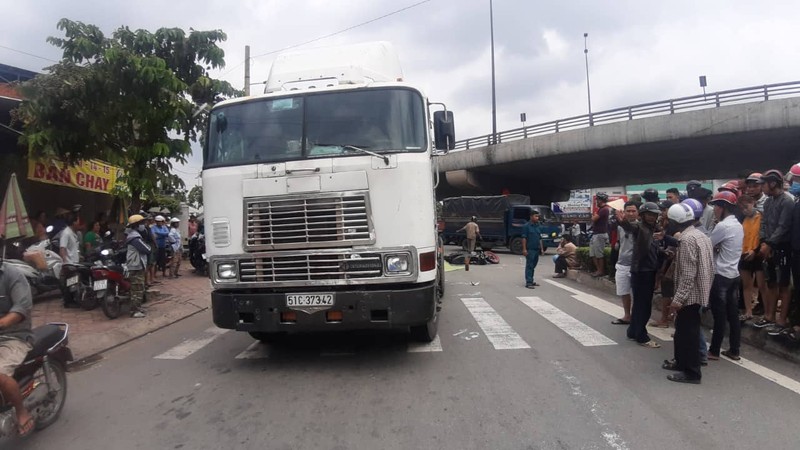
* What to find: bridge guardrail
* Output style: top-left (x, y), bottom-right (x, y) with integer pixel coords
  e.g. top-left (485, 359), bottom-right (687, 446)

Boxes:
top-left (454, 81), bottom-right (800, 150)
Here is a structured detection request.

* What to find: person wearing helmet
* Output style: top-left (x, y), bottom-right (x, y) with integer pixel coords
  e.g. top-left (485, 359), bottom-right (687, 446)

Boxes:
top-left (125, 214), bottom-right (152, 318)
top-left (522, 210), bottom-right (544, 288)
top-left (457, 216), bottom-right (482, 271)
top-left (707, 192), bottom-right (745, 361)
top-left (662, 203), bottom-right (714, 384)
top-left (787, 162), bottom-right (800, 341)
top-left (590, 193), bottom-right (611, 278)
top-left (738, 195), bottom-right (766, 323)
top-left (755, 169), bottom-right (794, 331)
top-left (167, 217), bottom-right (182, 278)
top-left (152, 215), bottom-right (170, 278)
top-left (614, 202), bottom-right (663, 348)
top-left (642, 188), bottom-right (659, 203)
top-left (744, 173), bottom-right (766, 213)
top-left (686, 181), bottom-right (715, 235)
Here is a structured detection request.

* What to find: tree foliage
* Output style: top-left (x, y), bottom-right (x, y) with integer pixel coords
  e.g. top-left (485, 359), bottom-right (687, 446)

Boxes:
top-left (187, 185), bottom-right (203, 209)
top-left (15, 19), bottom-right (239, 209)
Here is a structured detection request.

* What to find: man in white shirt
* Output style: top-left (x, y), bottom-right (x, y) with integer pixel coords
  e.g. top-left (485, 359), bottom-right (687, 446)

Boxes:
top-left (707, 192), bottom-right (744, 361)
top-left (59, 215), bottom-right (80, 265)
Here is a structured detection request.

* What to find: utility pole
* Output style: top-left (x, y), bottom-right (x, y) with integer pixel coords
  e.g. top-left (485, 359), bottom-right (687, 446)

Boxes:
top-left (489, 0), bottom-right (497, 144)
top-left (583, 33), bottom-right (592, 126)
top-left (244, 45), bottom-right (251, 96)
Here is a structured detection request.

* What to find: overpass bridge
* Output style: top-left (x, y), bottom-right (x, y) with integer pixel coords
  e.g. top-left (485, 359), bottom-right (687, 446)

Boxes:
top-left (436, 81), bottom-right (800, 202)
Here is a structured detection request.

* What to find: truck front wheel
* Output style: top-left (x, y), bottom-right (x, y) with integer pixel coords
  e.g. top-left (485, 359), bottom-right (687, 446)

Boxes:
top-left (510, 237), bottom-right (524, 255)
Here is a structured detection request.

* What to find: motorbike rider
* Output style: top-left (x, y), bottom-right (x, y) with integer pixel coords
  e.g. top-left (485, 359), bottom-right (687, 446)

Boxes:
top-left (125, 215), bottom-right (152, 318)
top-left (0, 237), bottom-right (35, 437)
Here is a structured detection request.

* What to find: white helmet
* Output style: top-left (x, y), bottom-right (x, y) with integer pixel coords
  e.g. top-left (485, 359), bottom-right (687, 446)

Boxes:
top-left (155, 215), bottom-right (166, 222)
top-left (667, 203), bottom-right (694, 224)
top-left (170, 217), bottom-right (180, 224)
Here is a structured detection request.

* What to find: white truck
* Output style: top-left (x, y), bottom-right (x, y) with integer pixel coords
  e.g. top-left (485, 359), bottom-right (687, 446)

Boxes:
top-left (202, 42), bottom-right (454, 342)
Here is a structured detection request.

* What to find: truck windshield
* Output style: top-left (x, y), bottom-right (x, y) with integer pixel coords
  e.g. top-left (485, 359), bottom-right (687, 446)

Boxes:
top-left (205, 88), bottom-right (427, 168)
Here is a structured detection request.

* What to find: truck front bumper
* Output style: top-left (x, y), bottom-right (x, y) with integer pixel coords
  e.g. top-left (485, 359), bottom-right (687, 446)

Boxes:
top-left (211, 282), bottom-right (437, 333)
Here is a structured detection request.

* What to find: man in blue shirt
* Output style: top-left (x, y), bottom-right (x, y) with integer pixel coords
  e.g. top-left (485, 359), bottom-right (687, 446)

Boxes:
top-left (151, 215), bottom-right (170, 277)
top-left (522, 210), bottom-right (545, 289)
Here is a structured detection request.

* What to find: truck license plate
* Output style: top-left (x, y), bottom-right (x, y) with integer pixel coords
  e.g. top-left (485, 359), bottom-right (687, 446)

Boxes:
top-left (286, 294), bottom-right (334, 307)
top-left (66, 276), bottom-right (79, 287)
top-left (93, 279), bottom-right (108, 291)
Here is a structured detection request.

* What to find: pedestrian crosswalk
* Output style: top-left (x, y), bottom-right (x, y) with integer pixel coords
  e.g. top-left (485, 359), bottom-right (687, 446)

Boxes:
top-left (153, 293), bottom-right (629, 361)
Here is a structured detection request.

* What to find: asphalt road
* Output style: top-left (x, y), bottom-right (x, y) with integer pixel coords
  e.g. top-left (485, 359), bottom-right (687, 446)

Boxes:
top-left (5, 250), bottom-right (800, 450)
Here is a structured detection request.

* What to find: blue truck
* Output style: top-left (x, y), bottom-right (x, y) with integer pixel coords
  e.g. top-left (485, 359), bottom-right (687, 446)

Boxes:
top-left (438, 195), bottom-right (563, 254)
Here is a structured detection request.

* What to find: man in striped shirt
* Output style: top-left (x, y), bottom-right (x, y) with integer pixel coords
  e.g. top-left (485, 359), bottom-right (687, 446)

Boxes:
top-left (663, 203), bottom-right (714, 384)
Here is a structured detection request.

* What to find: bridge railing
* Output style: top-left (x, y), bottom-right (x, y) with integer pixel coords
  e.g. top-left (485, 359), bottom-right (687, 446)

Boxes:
top-left (453, 81), bottom-right (800, 150)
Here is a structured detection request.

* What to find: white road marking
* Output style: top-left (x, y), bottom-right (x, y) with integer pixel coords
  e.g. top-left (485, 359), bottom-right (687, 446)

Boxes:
top-left (517, 296), bottom-right (616, 346)
top-left (552, 360), bottom-right (630, 450)
top-left (154, 327), bottom-right (230, 360)
top-left (235, 341), bottom-right (271, 359)
top-left (407, 335), bottom-right (443, 353)
top-left (461, 297), bottom-right (530, 350)
top-left (547, 279), bottom-right (800, 397)
top-left (546, 280), bottom-right (674, 342)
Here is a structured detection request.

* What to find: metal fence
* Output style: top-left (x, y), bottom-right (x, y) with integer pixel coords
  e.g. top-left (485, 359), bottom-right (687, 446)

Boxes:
top-left (453, 81), bottom-right (800, 150)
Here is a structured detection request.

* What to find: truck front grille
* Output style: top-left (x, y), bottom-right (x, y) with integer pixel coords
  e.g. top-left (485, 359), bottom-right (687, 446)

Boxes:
top-left (239, 253), bottom-right (383, 283)
top-left (244, 193), bottom-right (373, 251)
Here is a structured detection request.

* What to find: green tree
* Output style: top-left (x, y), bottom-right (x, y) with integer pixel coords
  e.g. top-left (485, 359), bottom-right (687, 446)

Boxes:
top-left (15, 19), bottom-right (239, 210)
top-left (187, 185), bottom-right (203, 209)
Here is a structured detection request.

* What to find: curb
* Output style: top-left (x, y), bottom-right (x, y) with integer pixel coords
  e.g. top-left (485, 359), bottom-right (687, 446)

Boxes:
top-left (69, 305), bottom-right (209, 370)
top-left (566, 269), bottom-right (800, 365)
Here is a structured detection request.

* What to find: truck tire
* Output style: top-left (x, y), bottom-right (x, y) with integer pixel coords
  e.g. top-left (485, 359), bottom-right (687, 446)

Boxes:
top-left (510, 237), bottom-right (524, 255)
top-left (410, 284), bottom-right (441, 343)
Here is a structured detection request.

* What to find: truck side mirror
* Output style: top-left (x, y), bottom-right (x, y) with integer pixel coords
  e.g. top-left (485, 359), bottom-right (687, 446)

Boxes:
top-left (433, 110), bottom-right (455, 151)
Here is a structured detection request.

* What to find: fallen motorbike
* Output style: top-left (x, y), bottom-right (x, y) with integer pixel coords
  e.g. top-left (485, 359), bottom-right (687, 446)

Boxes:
top-left (188, 231), bottom-right (206, 275)
top-left (92, 247), bottom-right (141, 319)
top-left (445, 248), bottom-right (500, 265)
top-left (0, 323), bottom-right (72, 438)
top-left (3, 240), bottom-right (63, 297)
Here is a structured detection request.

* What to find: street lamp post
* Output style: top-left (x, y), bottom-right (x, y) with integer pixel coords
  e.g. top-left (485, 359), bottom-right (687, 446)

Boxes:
top-left (490, 0), bottom-right (497, 145)
top-left (583, 33), bottom-right (593, 126)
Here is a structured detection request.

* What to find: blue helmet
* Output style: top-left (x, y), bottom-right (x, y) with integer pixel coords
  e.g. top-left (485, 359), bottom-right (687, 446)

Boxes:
top-left (681, 198), bottom-right (704, 220)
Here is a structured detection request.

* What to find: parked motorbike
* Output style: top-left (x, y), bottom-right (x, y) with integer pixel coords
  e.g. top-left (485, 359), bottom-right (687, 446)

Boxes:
top-left (3, 240), bottom-right (63, 297)
top-left (92, 247), bottom-right (140, 319)
top-left (60, 262), bottom-right (96, 310)
top-left (0, 323), bottom-right (72, 438)
top-left (188, 232), bottom-right (206, 275)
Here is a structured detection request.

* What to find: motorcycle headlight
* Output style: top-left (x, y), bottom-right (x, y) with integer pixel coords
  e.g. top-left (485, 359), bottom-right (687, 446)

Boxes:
top-left (101, 249), bottom-right (111, 256)
top-left (216, 262), bottom-right (238, 281)
top-left (385, 254), bottom-right (410, 274)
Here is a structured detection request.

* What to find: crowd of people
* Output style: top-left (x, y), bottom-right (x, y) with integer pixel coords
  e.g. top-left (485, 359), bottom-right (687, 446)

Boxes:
top-left (576, 164), bottom-right (800, 384)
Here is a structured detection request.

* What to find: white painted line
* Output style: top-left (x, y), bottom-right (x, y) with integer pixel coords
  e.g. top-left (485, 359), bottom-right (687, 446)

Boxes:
top-left (461, 298), bottom-right (530, 350)
top-left (517, 296), bottom-right (617, 346)
top-left (547, 280), bottom-right (674, 342)
top-left (548, 279), bottom-right (800, 397)
top-left (235, 341), bottom-right (271, 359)
top-left (407, 335), bottom-right (443, 353)
top-left (722, 355), bottom-right (800, 396)
top-left (154, 327), bottom-right (230, 360)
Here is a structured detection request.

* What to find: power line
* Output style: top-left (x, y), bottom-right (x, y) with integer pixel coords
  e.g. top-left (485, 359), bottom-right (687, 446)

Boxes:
top-left (222, 0), bottom-right (432, 77)
top-left (0, 44), bottom-right (58, 63)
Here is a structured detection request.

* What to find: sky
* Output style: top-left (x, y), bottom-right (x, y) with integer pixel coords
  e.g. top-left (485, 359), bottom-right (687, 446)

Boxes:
top-left (2, 0), bottom-right (799, 189)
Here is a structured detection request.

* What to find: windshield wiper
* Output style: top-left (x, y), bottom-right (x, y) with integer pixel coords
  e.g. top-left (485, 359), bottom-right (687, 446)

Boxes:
top-left (314, 143), bottom-right (389, 165)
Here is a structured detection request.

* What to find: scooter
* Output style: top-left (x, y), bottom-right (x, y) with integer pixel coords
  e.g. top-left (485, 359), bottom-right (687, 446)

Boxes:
top-left (188, 232), bottom-right (206, 275)
top-left (92, 248), bottom-right (139, 319)
top-left (3, 240), bottom-right (63, 297)
top-left (0, 323), bottom-right (72, 437)
top-left (60, 261), bottom-right (95, 310)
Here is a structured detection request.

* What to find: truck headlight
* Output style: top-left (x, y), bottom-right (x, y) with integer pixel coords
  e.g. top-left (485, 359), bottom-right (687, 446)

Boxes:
top-left (216, 262), bottom-right (238, 280)
top-left (385, 254), bottom-right (410, 273)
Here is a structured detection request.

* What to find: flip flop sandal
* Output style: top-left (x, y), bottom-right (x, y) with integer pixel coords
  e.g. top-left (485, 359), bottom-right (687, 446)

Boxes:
top-left (17, 417), bottom-right (35, 437)
top-left (707, 354), bottom-right (720, 360)
top-left (611, 319), bottom-right (630, 325)
top-left (639, 340), bottom-right (661, 348)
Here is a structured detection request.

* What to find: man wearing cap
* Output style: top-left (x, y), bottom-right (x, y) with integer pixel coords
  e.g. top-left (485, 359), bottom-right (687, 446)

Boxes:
top-left (755, 170), bottom-right (794, 332)
top-left (125, 215), bottom-right (152, 318)
top-left (707, 192), bottom-right (744, 361)
top-left (521, 210), bottom-right (544, 289)
top-left (745, 173), bottom-right (767, 213)
top-left (152, 216), bottom-right (170, 278)
top-left (590, 193), bottom-right (611, 278)
top-left (457, 216), bottom-right (482, 272)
